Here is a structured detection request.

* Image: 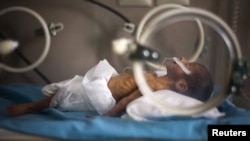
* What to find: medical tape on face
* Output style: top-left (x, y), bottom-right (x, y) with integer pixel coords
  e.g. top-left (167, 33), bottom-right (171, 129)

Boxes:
top-left (173, 57), bottom-right (191, 75)
top-left (162, 58), bottom-right (173, 65)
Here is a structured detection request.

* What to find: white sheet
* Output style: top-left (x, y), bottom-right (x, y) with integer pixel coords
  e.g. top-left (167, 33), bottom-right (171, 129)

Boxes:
top-left (123, 90), bottom-right (225, 121)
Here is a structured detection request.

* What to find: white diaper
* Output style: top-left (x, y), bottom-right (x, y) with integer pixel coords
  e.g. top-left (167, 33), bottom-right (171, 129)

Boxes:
top-left (123, 90), bottom-right (225, 121)
top-left (42, 59), bottom-right (118, 115)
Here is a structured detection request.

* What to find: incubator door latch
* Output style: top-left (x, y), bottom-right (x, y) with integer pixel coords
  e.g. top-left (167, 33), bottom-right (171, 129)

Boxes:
top-left (123, 23), bottom-right (136, 34)
top-left (129, 44), bottom-right (160, 62)
top-left (112, 38), bottom-right (160, 62)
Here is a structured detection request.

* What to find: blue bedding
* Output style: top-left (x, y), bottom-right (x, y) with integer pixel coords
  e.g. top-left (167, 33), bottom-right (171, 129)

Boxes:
top-left (1, 83), bottom-right (250, 140)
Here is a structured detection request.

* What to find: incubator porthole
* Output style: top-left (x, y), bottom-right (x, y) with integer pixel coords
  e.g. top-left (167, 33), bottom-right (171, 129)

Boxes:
top-left (132, 7), bottom-right (242, 116)
top-left (0, 6), bottom-right (51, 73)
top-left (136, 4), bottom-right (205, 64)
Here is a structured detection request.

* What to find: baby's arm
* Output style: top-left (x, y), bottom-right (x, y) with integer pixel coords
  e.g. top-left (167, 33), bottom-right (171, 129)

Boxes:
top-left (102, 89), bottom-right (141, 116)
top-left (108, 71), bottom-right (160, 100)
top-left (108, 72), bottom-right (138, 101)
top-left (104, 71), bottom-right (167, 116)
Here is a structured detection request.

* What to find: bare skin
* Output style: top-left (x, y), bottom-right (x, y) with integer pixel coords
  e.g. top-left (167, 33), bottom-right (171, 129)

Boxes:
top-left (8, 96), bottom-right (53, 117)
top-left (7, 72), bottom-right (173, 117)
top-left (103, 72), bottom-right (173, 116)
top-left (7, 57), bottom-right (209, 117)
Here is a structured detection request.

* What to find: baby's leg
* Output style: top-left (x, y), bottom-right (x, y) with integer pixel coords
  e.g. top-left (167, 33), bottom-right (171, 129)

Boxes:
top-left (8, 96), bottom-right (53, 117)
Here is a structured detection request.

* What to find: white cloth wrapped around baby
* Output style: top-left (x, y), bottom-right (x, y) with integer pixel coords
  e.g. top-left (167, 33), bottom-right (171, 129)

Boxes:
top-left (41, 59), bottom-right (225, 119)
top-left (42, 59), bottom-right (117, 115)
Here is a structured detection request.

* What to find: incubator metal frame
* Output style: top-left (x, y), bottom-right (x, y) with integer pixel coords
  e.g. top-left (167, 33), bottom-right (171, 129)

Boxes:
top-left (124, 7), bottom-right (248, 116)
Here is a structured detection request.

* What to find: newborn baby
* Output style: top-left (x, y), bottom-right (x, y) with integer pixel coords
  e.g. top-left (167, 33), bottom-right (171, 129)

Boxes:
top-left (8, 57), bottom-right (213, 117)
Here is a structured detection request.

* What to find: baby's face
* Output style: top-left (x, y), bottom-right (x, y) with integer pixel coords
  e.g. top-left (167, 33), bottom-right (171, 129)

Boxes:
top-left (166, 57), bottom-right (199, 80)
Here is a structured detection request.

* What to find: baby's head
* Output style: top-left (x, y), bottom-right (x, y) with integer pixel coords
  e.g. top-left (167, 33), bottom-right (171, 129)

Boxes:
top-left (166, 57), bottom-right (213, 102)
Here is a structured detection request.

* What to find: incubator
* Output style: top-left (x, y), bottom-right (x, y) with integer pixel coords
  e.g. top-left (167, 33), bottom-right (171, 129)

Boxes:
top-left (0, 1), bottom-right (250, 141)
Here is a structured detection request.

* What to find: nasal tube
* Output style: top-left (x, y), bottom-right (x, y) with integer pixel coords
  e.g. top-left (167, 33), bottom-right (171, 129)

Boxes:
top-left (173, 57), bottom-right (191, 75)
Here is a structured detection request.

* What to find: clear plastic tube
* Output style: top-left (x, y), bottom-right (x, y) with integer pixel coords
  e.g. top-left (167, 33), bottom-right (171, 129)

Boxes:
top-left (173, 57), bottom-right (191, 75)
top-left (0, 6), bottom-right (51, 73)
top-left (136, 3), bottom-right (205, 66)
top-left (133, 7), bottom-right (242, 115)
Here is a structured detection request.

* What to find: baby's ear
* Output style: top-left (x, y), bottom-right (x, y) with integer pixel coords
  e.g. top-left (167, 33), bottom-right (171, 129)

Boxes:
top-left (175, 79), bottom-right (188, 92)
